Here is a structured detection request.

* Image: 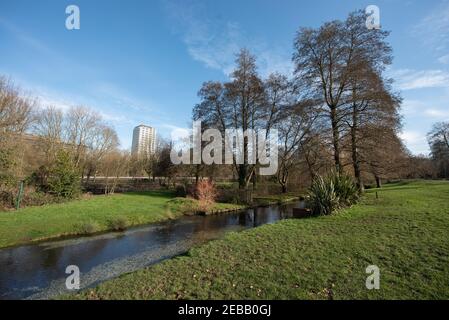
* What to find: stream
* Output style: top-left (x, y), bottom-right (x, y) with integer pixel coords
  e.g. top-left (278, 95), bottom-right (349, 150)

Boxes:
top-left (0, 201), bottom-right (305, 300)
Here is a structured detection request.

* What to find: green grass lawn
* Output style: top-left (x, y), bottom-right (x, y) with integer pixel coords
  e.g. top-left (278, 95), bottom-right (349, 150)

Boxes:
top-left (68, 180), bottom-right (449, 300)
top-left (0, 191), bottom-right (244, 248)
top-left (253, 194), bottom-right (300, 206)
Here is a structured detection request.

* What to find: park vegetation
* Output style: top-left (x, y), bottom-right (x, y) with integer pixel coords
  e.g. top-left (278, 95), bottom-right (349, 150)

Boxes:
top-left (191, 10), bottom-right (445, 201)
top-left (1, 10), bottom-right (448, 213)
top-left (67, 180), bottom-right (449, 300)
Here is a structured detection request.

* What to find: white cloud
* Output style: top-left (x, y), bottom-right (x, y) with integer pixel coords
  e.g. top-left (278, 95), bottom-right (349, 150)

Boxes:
top-left (413, 2), bottom-right (449, 54)
top-left (257, 49), bottom-right (294, 78)
top-left (35, 94), bottom-right (72, 111)
top-left (390, 69), bottom-right (449, 90)
top-left (399, 131), bottom-right (420, 144)
top-left (399, 130), bottom-right (429, 155)
top-left (401, 100), bottom-right (449, 120)
top-left (164, 0), bottom-right (293, 77)
top-left (99, 111), bottom-right (134, 125)
top-left (424, 108), bottom-right (449, 119)
top-left (401, 99), bottom-right (425, 115)
top-left (91, 82), bottom-right (155, 113)
top-left (438, 54), bottom-right (449, 64)
top-left (184, 20), bottom-right (242, 75)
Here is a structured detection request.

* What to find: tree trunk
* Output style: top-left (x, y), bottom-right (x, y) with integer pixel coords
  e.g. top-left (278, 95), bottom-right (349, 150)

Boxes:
top-left (281, 184), bottom-right (287, 193)
top-left (238, 166), bottom-right (246, 189)
top-left (375, 175), bottom-right (382, 188)
top-left (252, 170), bottom-right (257, 190)
top-left (351, 104), bottom-right (364, 192)
top-left (238, 164), bottom-right (253, 189)
top-left (330, 106), bottom-right (342, 174)
top-left (195, 165), bottom-right (200, 185)
top-left (304, 150), bottom-right (316, 182)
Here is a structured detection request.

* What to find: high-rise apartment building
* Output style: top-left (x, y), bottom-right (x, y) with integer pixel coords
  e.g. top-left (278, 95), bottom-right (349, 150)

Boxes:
top-left (131, 125), bottom-right (156, 156)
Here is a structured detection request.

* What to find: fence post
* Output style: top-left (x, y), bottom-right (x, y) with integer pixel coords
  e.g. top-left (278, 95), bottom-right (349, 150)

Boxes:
top-left (16, 180), bottom-right (25, 210)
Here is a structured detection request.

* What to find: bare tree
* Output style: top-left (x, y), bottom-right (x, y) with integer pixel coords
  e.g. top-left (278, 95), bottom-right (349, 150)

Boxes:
top-left (84, 124), bottom-right (119, 181)
top-left (257, 73), bottom-right (294, 188)
top-left (293, 10), bottom-right (392, 174)
top-left (299, 130), bottom-right (333, 181)
top-left (33, 106), bottom-right (64, 163)
top-left (154, 142), bottom-right (178, 187)
top-left (362, 126), bottom-right (408, 187)
top-left (0, 77), bottom-right (34, 134)
top-left (194, 49), bottom-right (280, 189)
top-left (345, 66), bottom-right (401, 191)
top-left (0, 77), bottom-right (34, 186)
top-left (277, 100), bottom-right (318, 193)
top-left (102, 150), bottom-right (130, 194)
top-left (64, 106), bottom-right (101, 168)
top-left (428, 122), bottom-right (449, 151)
top-left (428, 122), bottom-right (449, 178)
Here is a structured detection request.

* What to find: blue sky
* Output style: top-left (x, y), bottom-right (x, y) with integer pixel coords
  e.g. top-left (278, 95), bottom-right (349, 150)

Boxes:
top-left (1, 0), bottom-right (448, 154)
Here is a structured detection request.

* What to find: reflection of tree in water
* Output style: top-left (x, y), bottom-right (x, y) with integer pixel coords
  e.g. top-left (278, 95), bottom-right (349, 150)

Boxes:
top-left (239, 210), bottom-right (251, 226)
top-left (250, 211), bottom-right (255, 227)
top-left (189, 218), bottom-right (218, 243)
top-left (152, 221), bottom-right (182, 244)
top-left (60, 238), bottom-right (109, 269)
top-left (279, 204), bottom-right (291, 219)
top-left (42, 246), bottom-right (65, 269)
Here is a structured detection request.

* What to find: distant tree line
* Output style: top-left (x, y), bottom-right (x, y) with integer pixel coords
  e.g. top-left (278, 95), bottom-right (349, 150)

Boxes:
top-left (0, 73), bottom-right (191, 209)
top-left (428, 122), bottom-right (449, 179)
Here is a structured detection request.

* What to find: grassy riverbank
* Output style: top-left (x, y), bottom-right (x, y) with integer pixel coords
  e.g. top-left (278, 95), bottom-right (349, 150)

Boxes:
top-left (68, 180), bottom-right (449, 300)
top-left (253, 194), bottom-right (300, 206)
top-left (0, 191), bottom-right (244, 248)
